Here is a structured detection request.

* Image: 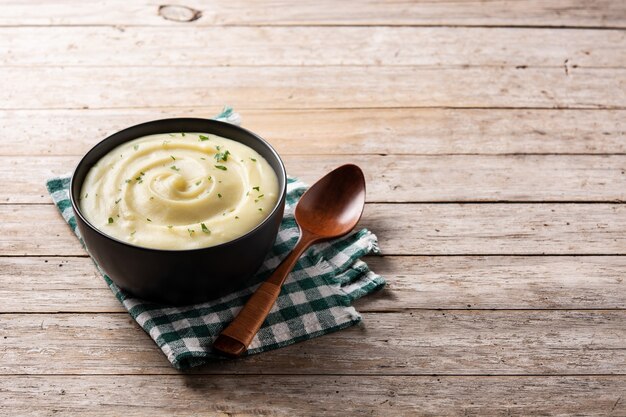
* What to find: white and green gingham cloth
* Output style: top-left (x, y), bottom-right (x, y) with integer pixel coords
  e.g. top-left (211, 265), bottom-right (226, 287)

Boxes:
top-left (45, 108), bottom-right (385, 369)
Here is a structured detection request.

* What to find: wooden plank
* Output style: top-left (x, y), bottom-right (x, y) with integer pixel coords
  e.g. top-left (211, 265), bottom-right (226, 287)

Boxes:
top-left (0, 205), bottom-right (83, 256)
top-left (2, 66), bottom-right (624, 110)
top-left (361, 256), bottom-right (626, 311)
top-left (362, 203), bottom-right (626, 255)
top-left (3, 27), bottom-right (625, 67)
top-left (2, 108), bottom-right (625, 156)
top-left (3, 203), bottom-right (624, 256)
top-left (5, 154), bottom-right (626, 204)
top-left (2, 256), bottom-right (626, 313)
top-left (2, 376), bottom-right (625, 417)
top-left (1, 0), bottom-right (624, 28)
top-left (281, 155), bottom-right (626, 202)
top-left (1, 311), bottom-right (625, 375)
top-left (0, 257), bottom-right (117, 313)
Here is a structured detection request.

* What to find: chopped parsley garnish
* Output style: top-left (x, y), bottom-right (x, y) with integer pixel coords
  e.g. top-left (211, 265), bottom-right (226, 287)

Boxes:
top-left (214, 165), bottom-right (227, 171)
top-left (252, 186), bottom-right (260, 191)
top-left (235, 216), bottom-right (239, 219)
top-left (167, 225), bottom-right (173, 229)
top-left (250, 158), bottom-right (257, 162)
top-left (170, 155), bottom-right (176, 160)
top-left (146, 218), bottom-right (152, 222)
top-left (188, 228), bottom-right (195, 236)
top-left (217, 193), bottom-right (222, 198)
top-left (207, 176), bottom-right (212, 181)
top-left (84, 193), bottom-right (89, 198)
top-left (214, 150), bottom-right (231, 162)
top-left (115, 198), bottom-right (121, 204)
top-left (133, 145), bottom-right (139, 151)
top-left (181, 132), bottom-right (186, 137)
top-left (200, 157), bottom-right (206, 160)
top-left (108, 217), bottom-right (114, 224)
top-left (170, 165), bottom-right (180, 171)
top-left (216, 145), bottom-right (221, 151)
top-left (258, 208), bottom-right (263, 212)
top-left (195, 180), bottom-right (201, 186)
top-left (199, 135), bottom-right (209, 141)
top-left (125, 179), bottom-right (131, 184)
top-left (130, 231), bottom-right (136, 236)
top-left (201, 223), bottom-right (210, 234)
top-left (149, 196), bottom-right (154, 200)
top-left (258, 194), bottom-right (264, 198)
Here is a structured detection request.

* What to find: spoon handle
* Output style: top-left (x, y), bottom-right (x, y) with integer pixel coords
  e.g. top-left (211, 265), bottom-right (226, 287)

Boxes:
top-left (213, 232), bottom-right (316, 357)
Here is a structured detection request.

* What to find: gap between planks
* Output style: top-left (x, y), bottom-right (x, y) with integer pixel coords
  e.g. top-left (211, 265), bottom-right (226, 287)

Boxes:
top-left (5, 202), bottom-right (625, 205)
top-left (2, 23), bottom-right (626, 29)
top-left (2, 309), bottom-right (626, 314)
top-left (0, 373), bottom-right (625, 377)
top-left (2, 253), bottom-right (625, 256)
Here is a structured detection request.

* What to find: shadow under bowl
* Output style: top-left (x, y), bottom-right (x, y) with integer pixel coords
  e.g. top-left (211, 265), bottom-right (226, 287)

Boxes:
top-left (70, 118), bottom-right (287, 305)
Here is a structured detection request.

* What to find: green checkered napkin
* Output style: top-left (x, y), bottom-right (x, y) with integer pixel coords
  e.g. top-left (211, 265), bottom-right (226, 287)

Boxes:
top-left (45, 108), bottom-right (385, 369)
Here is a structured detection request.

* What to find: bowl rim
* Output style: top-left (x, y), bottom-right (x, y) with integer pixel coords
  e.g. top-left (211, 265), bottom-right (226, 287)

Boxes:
top-left (69, 117), bottom-right (288, 253)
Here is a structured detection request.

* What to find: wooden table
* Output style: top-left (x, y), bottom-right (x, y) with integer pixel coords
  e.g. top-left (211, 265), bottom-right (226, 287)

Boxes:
top-left (1, 1), bottom-right (625, 415)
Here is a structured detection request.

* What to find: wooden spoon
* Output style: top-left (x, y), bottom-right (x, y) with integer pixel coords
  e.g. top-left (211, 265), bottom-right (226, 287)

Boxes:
top-left (213, 164), bottom-right (366, 357)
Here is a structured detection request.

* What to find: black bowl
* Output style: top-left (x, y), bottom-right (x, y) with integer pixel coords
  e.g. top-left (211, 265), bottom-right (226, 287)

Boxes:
top-left (70, 118), bottom-right (287, 305)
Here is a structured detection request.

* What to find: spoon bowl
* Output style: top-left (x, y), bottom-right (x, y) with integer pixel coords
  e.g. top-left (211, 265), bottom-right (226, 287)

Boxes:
top-left (295, 164), bottom-right (366, 238)
top-left (214, 164), bottom-right (367, 357)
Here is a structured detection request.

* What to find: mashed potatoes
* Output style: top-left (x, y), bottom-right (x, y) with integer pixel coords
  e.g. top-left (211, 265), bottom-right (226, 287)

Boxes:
top-left (79, 132), bottom-right (279, 250)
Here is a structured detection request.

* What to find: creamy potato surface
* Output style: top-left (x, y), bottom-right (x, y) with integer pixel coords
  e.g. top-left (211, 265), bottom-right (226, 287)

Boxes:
top-left (80, 133), bottom-right (279, 249)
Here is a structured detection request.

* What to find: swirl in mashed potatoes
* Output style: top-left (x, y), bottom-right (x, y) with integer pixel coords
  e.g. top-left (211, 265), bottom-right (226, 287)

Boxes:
top-left (79, 132), bottom-right (279, 250)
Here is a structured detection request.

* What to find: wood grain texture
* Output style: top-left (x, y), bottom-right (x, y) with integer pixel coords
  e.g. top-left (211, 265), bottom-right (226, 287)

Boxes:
top-left (3, 26), bottom-right (625, 67)
top-left (2, 108), bottom-right (624, 156)
top-left (5, 154), bottom-right (625, 204)
top-left (2, 311), bottom-right (626, 375)
top-left (3, 203), bottom-right (624, 256)
top-left (2, 66), bottom-right (624, 110)
top-left (1, 0), bottom-right (624, 27)
top-left (1, 256), bottom-right (625, 313)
